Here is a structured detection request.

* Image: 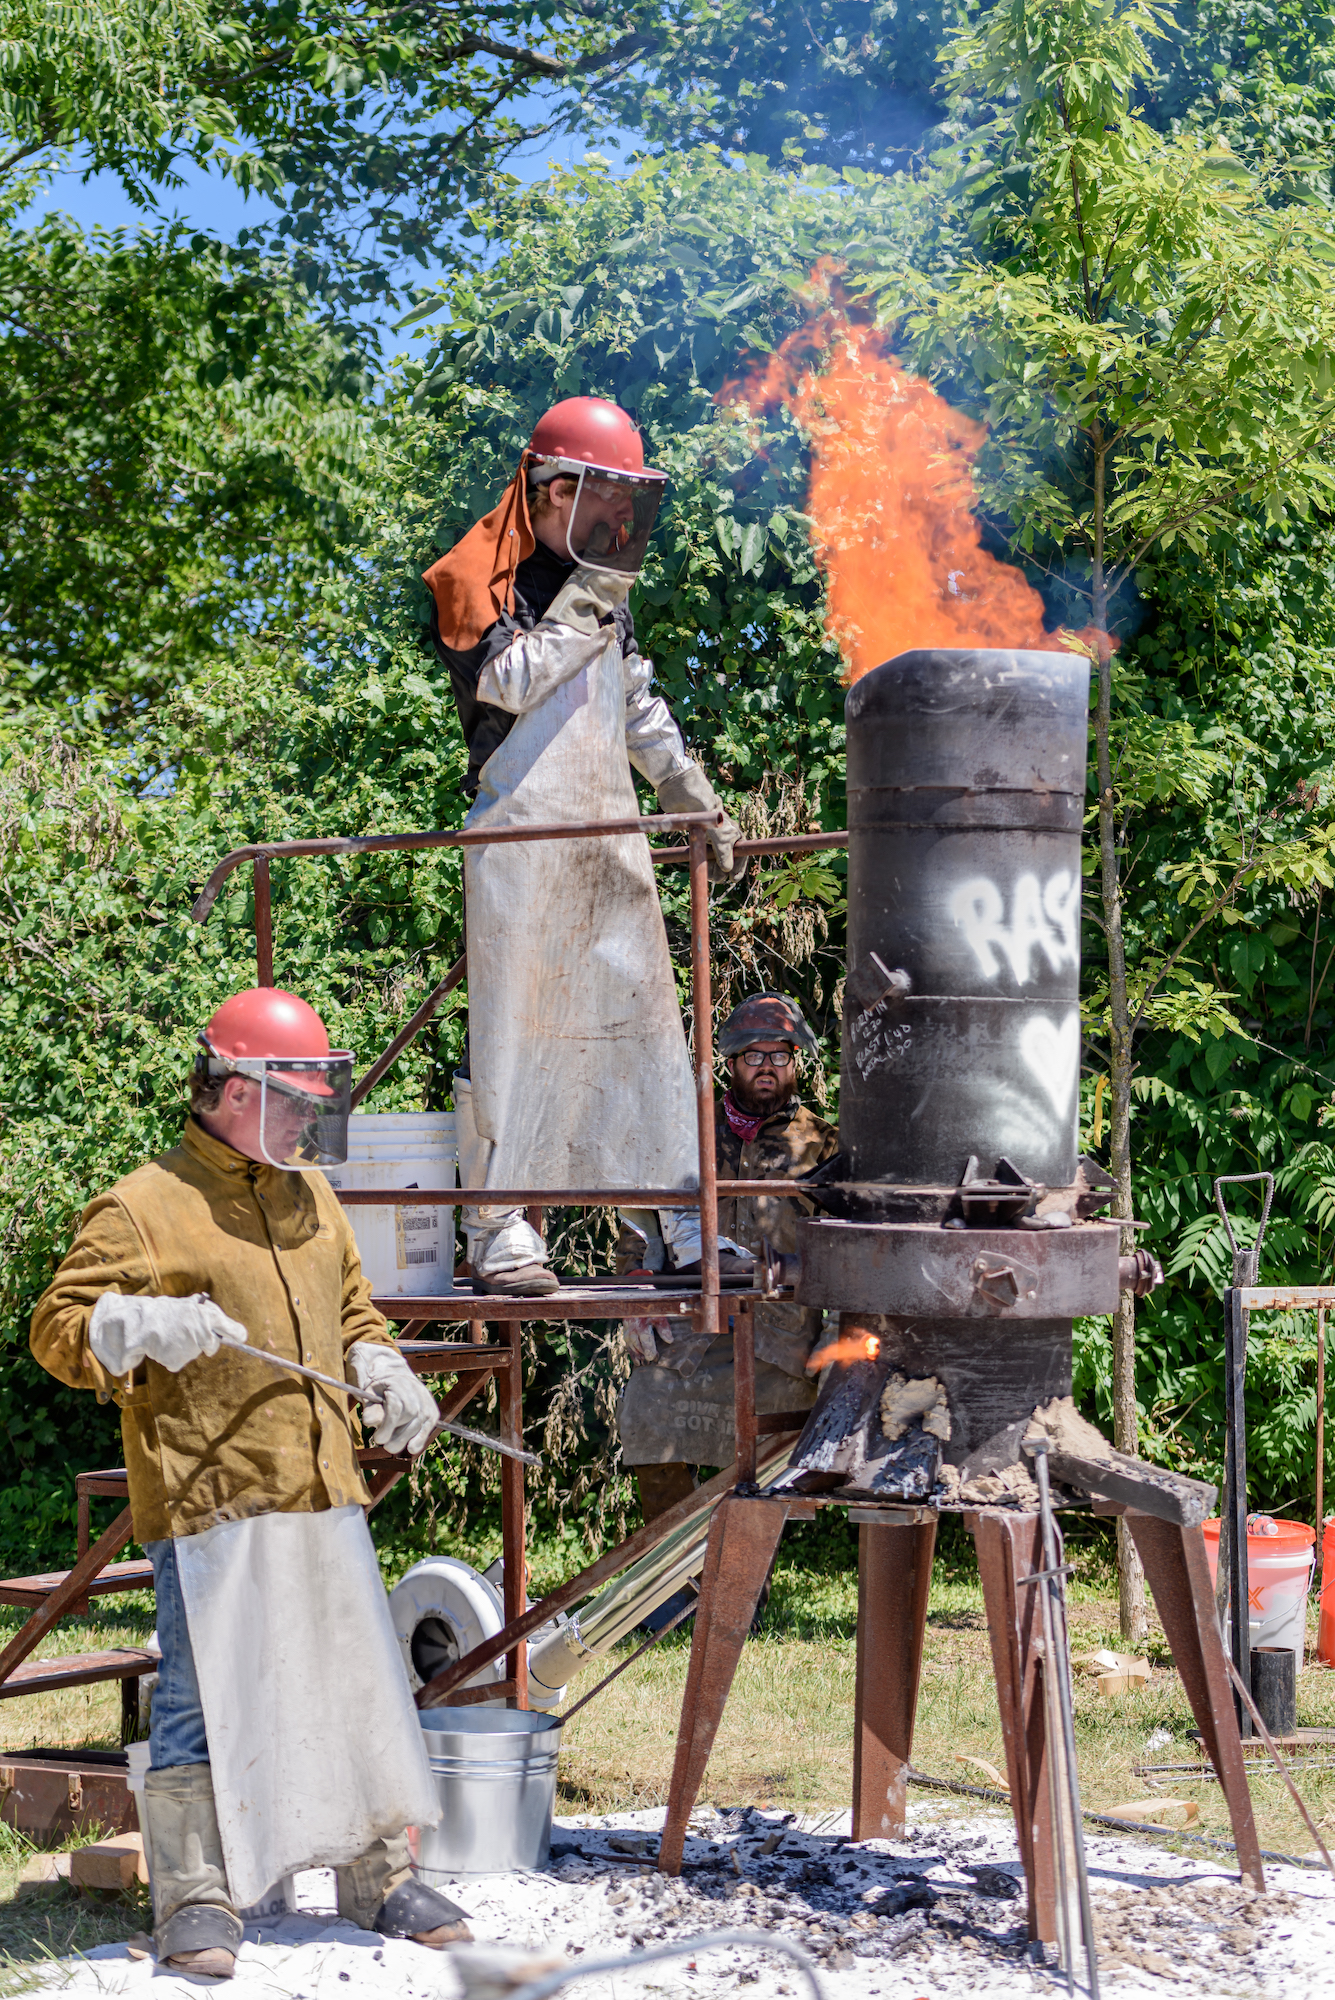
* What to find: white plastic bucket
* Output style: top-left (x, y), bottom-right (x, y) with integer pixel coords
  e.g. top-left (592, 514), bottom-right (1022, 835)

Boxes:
top-left (327, 1113), bottom-right (457, 1297)
top-left (1204, 1518), bottom-right (1316, 1658)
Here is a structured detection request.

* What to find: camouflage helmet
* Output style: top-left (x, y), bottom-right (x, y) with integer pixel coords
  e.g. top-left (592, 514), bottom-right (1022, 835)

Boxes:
top-left (718, 991), bottom-right (819, 1058)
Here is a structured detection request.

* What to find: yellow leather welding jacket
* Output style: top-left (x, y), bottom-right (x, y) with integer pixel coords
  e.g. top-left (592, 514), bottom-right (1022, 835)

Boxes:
top-left (31, 1117), bottom-right (397, 1540)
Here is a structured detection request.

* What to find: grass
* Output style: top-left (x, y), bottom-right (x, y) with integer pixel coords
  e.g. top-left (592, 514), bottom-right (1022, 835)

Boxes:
top-left (558, 1543), bottom-right (1335, 1866)
top-left (0, 1535), bottom-right (1331, 1982)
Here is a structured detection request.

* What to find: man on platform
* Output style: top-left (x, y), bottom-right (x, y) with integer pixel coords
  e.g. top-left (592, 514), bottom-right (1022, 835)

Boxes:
top-left (31, 987), bottom-right (467, 1979)
top-left (616, 991), bottom-right (839, 1537)
top-left (424, 395), bottom-right (746, 1297)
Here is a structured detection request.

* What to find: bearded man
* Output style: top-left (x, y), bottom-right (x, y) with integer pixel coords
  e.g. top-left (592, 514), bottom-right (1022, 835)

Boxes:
top-left (615, 992), bottom-right (838, 1530)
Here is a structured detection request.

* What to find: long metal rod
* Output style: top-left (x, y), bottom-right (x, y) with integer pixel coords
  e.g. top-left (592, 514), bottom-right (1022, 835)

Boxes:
top-left (412, 1439), bottom-right (805, 1710)
top-left (1319, 1309), bottom-right (1327, 1593)
top-left (253, 856), bottom-right (274, 987)
top-left (1224, 1656), bottom-right (1335, 1880)
top-left (217, 1339), bottom-right (541, 1464)
top-left (339, 1180), bottom-right (817, 1206)
top-left (649, 830), bottom-right (847, 864)
top-left (688, 824), bottom-right (720, 1344)
top-left (351, 954), bottom-right (467, 1107)
top-left (191, 812), bottom-right (727, 921)
top-left (558, 1593), bottom-right (699, 1726)
top-left (1224, 1286), bottom-right (1251, 1733)
top-left (192, 821), bottom-right (846, 923)
top-left (1032, 1441), bottom-right (1099, 2000)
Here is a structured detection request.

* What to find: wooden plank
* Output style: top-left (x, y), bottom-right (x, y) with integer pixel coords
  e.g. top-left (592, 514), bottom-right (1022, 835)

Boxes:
top-left (1047, 1449), bottom-right (1216, 1526)
top-left (0, 1650), bottom-right (156, 1699)
top-left (0, 1561), bottom-right (153, 1609)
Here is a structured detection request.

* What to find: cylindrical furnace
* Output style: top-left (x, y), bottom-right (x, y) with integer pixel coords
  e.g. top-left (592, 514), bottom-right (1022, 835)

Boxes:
top-left (841, 648), bottom-right (1087, 1190)
top-left (791, 647), bottom-right (1148, 1499)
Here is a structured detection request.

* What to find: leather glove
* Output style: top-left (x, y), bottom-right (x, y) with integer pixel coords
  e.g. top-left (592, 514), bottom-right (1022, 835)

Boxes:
top-left (544, 567), bottom-right (632, 637)
top-left (654, 765), bottom-right (746, 883)
top-left (620, 1319), bottom-right (662, 1365)
top-left (89, 1291), bottom-right (248, 1377)
top-left (347, 1342), bottom-right (439, 1456)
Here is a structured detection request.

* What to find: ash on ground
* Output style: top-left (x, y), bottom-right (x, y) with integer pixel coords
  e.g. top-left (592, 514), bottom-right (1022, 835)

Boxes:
top-left (26, 1801), bottom-right (1334, 1999)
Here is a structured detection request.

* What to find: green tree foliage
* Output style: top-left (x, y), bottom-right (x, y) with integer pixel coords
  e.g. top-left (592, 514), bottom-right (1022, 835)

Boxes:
top-left (11, 0), bottom-right (1335, 1589)
top-left (0, 213), bottom-right (366, 723)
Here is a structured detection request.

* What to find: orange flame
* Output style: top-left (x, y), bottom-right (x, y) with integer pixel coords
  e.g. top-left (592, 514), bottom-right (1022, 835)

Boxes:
top-left (806, 1331), bottom-right (882, 1371)
top-left (726, 296), bottom-right (1101, 680)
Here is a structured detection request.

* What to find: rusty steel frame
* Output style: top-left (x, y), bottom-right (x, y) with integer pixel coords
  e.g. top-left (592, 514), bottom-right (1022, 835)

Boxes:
top-left (0, 815), bottom-right (838, 1740)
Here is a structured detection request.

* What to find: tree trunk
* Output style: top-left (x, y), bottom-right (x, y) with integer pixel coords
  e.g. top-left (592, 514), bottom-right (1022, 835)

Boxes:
top-left (1090, 436), bottom-right (1148, 1643)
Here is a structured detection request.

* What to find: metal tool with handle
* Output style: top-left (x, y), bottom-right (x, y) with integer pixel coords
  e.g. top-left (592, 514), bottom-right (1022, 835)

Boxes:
top-left (217, 1337), bottom-right (542, 1467)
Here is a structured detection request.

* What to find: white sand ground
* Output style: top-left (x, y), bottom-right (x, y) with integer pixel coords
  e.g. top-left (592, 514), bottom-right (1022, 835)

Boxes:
top-left (31, 1801), bottom-right (1334, 2000)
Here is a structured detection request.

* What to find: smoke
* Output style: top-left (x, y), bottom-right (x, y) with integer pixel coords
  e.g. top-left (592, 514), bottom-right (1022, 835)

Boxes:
top-left (726, 298), bottom-right (1097, 682)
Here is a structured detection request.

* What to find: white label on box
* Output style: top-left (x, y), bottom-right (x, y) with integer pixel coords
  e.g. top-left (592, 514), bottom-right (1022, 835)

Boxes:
top-left (396, 1207), bottom-right (439, 1269)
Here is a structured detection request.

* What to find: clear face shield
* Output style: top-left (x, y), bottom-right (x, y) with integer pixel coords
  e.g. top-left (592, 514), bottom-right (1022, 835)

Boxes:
top-left (564, 467), bottom-right (666, 576)
top-left (203, 1052), bottom-right (354, 1168)
top-left (255, 1060), bottom-right (353, 1168)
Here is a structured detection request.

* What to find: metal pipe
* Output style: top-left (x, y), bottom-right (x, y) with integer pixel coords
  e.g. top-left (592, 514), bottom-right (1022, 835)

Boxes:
top-left (734, 1297), bottom-right (757, 1486)
top-left (351, 955), bottom-right (467, 1107)
top-left (338, 1181), bottom-right (818, 1206)
top-left (253, 857), bottom-right (274, 987)
top-left (689, 824), bottom-right (720, 1343)
top-left (648, 830), bottom-right (848, 864)
top-left (1032, 1440), bottom-right (1099, 1999)
top-left (191, 812), bottom-right (727, 921)
top-left (525, 1440), bottom-right (796, 1707)
top-left (1319, 1309), bottom-right (1327, 1588)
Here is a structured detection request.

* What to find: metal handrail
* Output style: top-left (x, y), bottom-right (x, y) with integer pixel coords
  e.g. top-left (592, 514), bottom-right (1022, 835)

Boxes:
top-left (189, 812), bottom-right (846, 1340)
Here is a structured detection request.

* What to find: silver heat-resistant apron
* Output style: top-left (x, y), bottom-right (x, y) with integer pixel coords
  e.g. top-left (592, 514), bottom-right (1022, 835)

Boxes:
top-left (175, 1505), bottom-right (439, 1910)
top-left (463, 632), bottom-right (699, 1194)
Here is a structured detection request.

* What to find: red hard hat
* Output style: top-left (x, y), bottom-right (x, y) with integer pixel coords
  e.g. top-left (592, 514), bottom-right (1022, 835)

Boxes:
top-left (527, 397), bottom-right (660, 478)
top-left (202, 989), bottom-right (331, 1061)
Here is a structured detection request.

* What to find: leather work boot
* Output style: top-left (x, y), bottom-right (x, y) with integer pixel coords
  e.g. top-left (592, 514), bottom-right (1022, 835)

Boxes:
top-left (672, 1250), bottom-right (755, 1280)
top-left (141, 1763), bottom-right (242, 1979)
top-left (473, 1261), bottom-right (560, 1297)
top-left (338, 1834), bottom-right (473, 1948)
top-left (375, 1877), bottom-right (474, 1947)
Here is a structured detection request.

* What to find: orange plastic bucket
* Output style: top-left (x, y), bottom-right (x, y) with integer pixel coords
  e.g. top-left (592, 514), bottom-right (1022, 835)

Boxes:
top-left (1319, 1519), bottom-right (1335, 1667)
top-left (1204, 1517), bottom-right (1315, 1659)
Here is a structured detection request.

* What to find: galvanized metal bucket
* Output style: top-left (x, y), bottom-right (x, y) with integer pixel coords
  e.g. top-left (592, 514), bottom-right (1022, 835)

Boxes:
top-left (414, 1707), bottom-right (562, 1878)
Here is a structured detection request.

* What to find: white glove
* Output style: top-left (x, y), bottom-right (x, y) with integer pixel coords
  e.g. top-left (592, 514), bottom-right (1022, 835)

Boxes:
top-left (655, 764), bottom-right (746, 883)
top-left (347, 1342), bottom-right (439, 1457)
top-left (89, 1291), bottom-right (248, 1377)
top-left (544, 566), bottom-right (632, 636)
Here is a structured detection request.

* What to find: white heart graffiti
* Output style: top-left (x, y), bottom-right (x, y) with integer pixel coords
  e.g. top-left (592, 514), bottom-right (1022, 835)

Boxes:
top-left (1019, 1011), bottom-right (1081, 1120)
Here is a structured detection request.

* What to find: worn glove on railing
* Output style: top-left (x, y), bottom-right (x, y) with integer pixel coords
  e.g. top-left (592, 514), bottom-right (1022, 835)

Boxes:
top-left (347, 1342), bottom-right (440, 1457)
top-left (89, 1291), bottom-right (248, 1376)
top-left (654, 764), bottom-right (747, 883)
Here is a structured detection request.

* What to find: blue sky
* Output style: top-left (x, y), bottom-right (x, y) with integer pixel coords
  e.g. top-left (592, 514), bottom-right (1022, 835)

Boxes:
top-left (21, 117), bottom-right (637, 363)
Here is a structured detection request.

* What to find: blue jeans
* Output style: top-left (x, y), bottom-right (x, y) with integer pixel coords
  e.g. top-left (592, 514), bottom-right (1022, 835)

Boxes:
top-left (146, 1539), bottom-right (210, 1770)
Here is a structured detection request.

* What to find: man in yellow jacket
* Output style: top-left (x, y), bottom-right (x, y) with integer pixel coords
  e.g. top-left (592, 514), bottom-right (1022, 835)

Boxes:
top-left (32, 987), bottom-right (466, 1978)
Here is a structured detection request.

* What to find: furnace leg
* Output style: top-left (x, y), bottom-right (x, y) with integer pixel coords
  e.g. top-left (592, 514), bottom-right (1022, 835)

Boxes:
top-left (657, 1497), bottom-right (789, 1875)
top-left (1125, 1509), bottom-right (1264, 1890)
top-left (852, 1518), bottom-right (936, 1839)
top-left (971, 1512), bottom-right (1057, 1944)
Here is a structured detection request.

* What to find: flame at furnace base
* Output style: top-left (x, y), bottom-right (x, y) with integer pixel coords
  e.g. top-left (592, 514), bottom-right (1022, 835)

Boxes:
top-left (807, 1331), bottom-right (882, 1371)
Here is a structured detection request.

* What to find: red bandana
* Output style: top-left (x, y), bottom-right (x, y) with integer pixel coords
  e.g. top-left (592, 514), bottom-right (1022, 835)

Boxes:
top-left (722, 1091), bottom-right (767, 1144)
